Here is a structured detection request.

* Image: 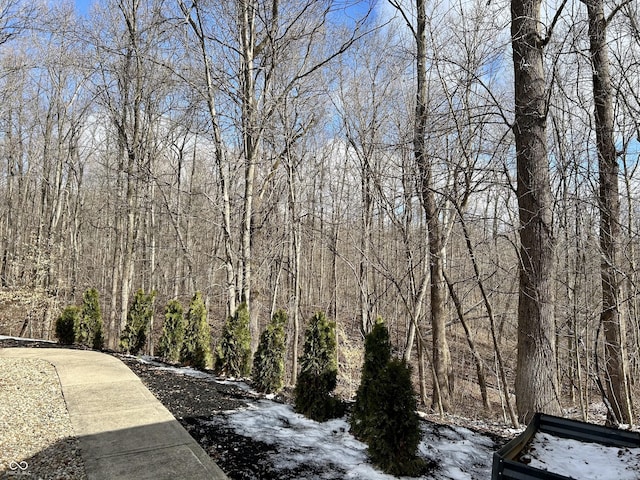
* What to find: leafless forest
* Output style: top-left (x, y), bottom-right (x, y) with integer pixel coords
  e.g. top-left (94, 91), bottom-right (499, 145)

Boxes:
top-left (1, 0), bottom-right (639, 427)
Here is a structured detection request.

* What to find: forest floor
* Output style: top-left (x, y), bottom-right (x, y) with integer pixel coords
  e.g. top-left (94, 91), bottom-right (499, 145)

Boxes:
top-left (0, 337), bottom-right (511, 479)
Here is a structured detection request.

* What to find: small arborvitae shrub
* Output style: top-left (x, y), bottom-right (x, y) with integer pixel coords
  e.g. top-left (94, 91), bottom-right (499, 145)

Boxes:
top-left (367, 358), bottom-right (426, 477)
top-left (215, 302), bottom-right (251, 377)
top-left (294, 311), bottom-right (340, 422)
top-left (252, 309), bottom-right (287, 393)
top-left (78, 288), bottom-right (104, 350)
top-left (350, 317), bottom-right (391, 441)
top-left (181, 291), bottom-right (213, 369)
top-left (157, 299), bottom-right (185, 363)
top-left (55, 306), bottom-right (81, 345)
top-left (119, 289), bottom-right (156, 355)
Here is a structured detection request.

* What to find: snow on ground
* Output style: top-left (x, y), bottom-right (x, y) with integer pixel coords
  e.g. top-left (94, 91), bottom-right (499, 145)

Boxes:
top-left (136, 356), bottom-right (218, 379)
top-left (525, 431), bottom-right (640, 480)
top-left (7, 338), bottom-right (640, 479)
top-left (134, 358), bottom-right (496, 479)
top-left (137, 356), bottom-right (255, 391)
top-left (418, 422), bottom-right (496, 480)
top-left (222, 399), bottom-right (495, 479)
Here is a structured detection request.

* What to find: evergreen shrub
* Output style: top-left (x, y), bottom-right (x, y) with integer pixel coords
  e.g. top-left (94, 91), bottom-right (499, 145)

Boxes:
top-left (350, 317), bottom-right (391, 441)
top-left (55, 306), bottom-right (80, 345)
top-left (78, 288), bottom-right (104, 350)
top-left (158, 299), bottom-right (185, 363)
top-left (294, 311), bottom-right (340, 422)
top-left (215, 302), bottom-right (251, 377)
top-left (252, 309), bottom-right (287, 393)
top-left (119, 289), bottom-right (156, 355)
top-left (181, 291), bottom-right (213, 369)
top-left (366, 358), bottom-right (426, 476)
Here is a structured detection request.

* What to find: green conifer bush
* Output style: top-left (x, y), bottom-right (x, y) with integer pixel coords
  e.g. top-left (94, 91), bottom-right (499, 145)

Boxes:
top-left (55, 306), bottom-right (81, 345)
top-left (157, 299), bottom-right (185, 363)
top-left (350, 317), bottom-right (391, 441)
top-left (366, 358), bottom-right (425, 476)
top-left (180, 292), bottom-right (213, 369)
top-left (119, 289), bottom-right (156, 355)
top-left (215, 302), bottom-right (251, 377)
top-left (78, 288), bottom-right (104, 350)
top-left (294, 311), bottom-right (340, 422)
top-left (252, 309), bottom-right (287, 393)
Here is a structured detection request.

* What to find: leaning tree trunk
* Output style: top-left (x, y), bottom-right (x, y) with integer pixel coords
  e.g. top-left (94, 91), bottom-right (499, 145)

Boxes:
top-left (511, 0), bottom-right (561, 423)
top-left (585, 0), bottom-right (634, 425)
top-left (179, 0), bottom-right (237, 317)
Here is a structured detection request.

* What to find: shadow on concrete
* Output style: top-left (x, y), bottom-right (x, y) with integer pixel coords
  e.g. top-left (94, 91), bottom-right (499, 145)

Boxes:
top-left (0, 436), bottom-right (85, 479)
top-left (1, 420), bottom-right (227, 480)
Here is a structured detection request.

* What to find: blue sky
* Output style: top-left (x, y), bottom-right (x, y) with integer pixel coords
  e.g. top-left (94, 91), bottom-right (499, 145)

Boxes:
top-left (73, 0), bottom-right (375, 19)
top-left (74, 0), bottom-right (91, 16)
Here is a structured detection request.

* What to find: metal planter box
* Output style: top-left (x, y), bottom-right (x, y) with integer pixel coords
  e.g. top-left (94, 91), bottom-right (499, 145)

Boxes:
top-left (492, 413), bottom-right (640, 479)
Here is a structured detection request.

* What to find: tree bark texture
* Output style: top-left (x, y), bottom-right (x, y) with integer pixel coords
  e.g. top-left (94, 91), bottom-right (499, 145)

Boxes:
top-left (585, 0), bottom-right (634, 425)
top-left (511, 0), bottom-right (561, 423)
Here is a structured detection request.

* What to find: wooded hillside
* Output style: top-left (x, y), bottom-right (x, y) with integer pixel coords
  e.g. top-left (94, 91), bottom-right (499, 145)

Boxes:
top-left (0, 0), bottom-right (639, 426)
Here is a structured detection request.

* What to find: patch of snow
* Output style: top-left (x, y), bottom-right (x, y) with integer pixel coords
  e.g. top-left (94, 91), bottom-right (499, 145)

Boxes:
top-left (152, 365), bottom-right (214, 379)
top-left (214, 378), bottom-right (253, 391)
top-left (526, 432), bottom-right (640, 480)
top-left (223, 399), bottom-right (495, 479)
top-left (134, 356), bottom-right (211, 378)
top-left (419, 423), bottom-right (495, 479)
top-left (135, 355), bottom-right (254, 390)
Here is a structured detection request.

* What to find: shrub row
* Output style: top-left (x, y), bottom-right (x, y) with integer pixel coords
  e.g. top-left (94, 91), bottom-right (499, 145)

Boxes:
top-left (56, 291), bottom-right (424, 476)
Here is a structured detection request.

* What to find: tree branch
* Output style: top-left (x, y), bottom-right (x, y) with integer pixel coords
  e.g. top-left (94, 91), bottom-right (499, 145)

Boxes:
top-left (387, 0), bottom-right (417, 40)
top-left (606, 0), bottom-right (635, 25)
top-left (542, 0), bottom-right (569, 46)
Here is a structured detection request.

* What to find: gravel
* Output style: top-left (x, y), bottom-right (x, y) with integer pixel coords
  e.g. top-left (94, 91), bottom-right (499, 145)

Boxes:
top-left (0, 357), bottom-right (87, 480)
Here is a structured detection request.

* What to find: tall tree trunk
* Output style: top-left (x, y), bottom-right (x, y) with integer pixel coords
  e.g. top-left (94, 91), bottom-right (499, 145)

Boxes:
top-left (585, 0), bottom-right (634, 425)
top-left (2, 109), bottom-right (17, 287)
top-left (119, 7), bottom-right (142, 347)
top-left (239, 0), bottom-right (259, 350)
top-left (359, 157), bottom-right (373, 335)
top-left (287, 157), bottom-right (301, 385)
top-left (108, 148), bottom-right (125, 348)
top-left (108, 224), bottom-right (123, 348)
top-left (414, 0), bottom-right (452, 412)
top-left (119, 167), bottom-right (136, 342)
top-left (511, 0), bottom-right (561, 423)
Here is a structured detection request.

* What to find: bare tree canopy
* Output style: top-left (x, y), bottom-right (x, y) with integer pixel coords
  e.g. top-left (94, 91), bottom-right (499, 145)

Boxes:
top-left (0, 0), bottom-right (639, 425)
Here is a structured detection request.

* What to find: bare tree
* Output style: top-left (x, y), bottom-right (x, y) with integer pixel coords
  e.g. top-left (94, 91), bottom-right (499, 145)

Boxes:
top-left (88, 0), bottom-right (171, 347)
top-left (583, 0), bottom-right (634, 425)
top-left (511, 0), bottom-right (562, 422)
top-left (178, 0), bottom-right (237, 317)
top-left (388, 0), bottom-right (454, 412)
